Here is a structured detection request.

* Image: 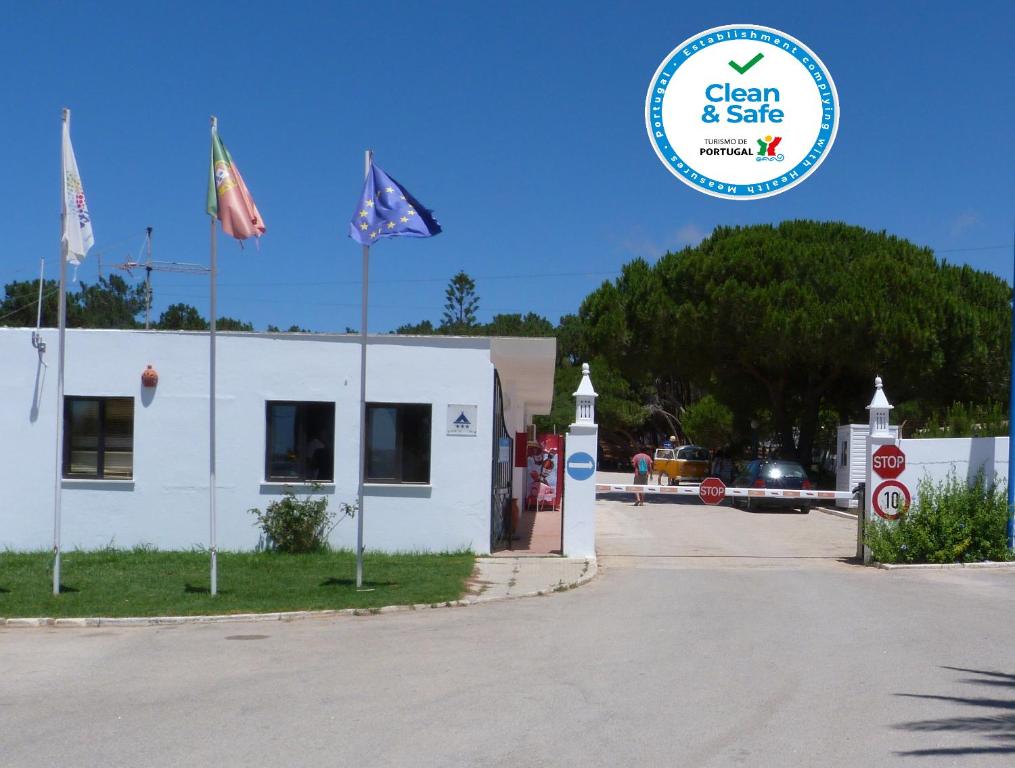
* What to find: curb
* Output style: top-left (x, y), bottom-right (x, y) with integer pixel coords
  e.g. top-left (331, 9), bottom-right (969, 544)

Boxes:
top-left (1, 558), bottom-right (597, 629)
top-left (874, 560), bottom-right (1015, 570)
top-left (815, 505), bottom-right (857, 521)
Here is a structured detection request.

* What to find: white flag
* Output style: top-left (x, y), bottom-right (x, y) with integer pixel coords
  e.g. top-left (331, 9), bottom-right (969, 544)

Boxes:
top-left (61, 114), bottom-right (94, 265)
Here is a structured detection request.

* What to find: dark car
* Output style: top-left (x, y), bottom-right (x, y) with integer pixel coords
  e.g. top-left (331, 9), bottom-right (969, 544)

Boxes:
top-left (731, 460), bottom-right (813, 513)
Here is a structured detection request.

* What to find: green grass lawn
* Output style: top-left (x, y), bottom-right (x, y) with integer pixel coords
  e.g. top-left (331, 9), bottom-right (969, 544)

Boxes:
top-left (0, 549), bottom-right (475, 618)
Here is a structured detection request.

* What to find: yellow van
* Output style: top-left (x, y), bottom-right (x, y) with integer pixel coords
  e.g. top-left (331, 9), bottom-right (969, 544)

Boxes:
top-left (653, 445), bottom-right (711, 485)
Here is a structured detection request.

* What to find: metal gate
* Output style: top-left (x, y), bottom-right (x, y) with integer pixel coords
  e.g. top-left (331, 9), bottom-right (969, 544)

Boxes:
top-left (490, 371), bottom-right (513, 550)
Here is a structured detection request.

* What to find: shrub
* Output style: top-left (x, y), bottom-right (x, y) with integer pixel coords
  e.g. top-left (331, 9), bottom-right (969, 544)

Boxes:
top-left (249, 490), bottom-right (354, 554)
top-left (865, 472), bottom-right (1012, 564)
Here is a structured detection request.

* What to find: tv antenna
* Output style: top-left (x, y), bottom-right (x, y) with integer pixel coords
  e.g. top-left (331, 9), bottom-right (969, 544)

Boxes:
top-left (116, 227), bottom-right (210, 329)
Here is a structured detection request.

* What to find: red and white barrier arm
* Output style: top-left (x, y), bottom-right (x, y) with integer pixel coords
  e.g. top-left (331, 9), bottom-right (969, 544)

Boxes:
top-left (594, 483), bottom-right (854, 501)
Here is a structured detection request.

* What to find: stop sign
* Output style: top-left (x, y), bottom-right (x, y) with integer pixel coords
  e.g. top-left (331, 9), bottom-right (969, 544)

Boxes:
top-left (872, 444), bottom-right (906, 480)
top-left (699, 477), bottom-right (726, 505)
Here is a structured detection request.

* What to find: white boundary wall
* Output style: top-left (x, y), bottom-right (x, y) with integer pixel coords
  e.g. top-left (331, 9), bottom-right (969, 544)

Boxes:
top-left (0, 329), bottom-right (553, 554)
top-left (896, 437), bottom-right (1009, 501)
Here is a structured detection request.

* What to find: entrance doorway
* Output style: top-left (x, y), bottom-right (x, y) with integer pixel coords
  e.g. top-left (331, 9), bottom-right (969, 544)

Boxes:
top-left (492, 425), bottom-right (563, 556)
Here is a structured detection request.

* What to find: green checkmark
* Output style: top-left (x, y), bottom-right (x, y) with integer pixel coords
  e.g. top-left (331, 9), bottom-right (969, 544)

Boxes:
top-left (728, 52), bottom-right (764, 74)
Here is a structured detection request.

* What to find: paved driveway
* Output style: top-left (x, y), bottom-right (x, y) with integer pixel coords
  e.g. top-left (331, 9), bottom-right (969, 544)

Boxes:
top-left (2, 475), bottom-right (1014, 767)
top-left (596, 470), bottom-right (856, 564)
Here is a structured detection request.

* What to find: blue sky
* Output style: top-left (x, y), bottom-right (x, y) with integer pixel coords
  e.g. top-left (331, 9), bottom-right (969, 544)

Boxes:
top-left (1, 1), bottom-right (1012, 333)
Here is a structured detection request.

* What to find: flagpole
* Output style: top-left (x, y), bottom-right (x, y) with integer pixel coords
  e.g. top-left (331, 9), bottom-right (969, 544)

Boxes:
top-left (356, 149), bottom-right (372, 590)
top-left (53, 108), bottom-right (70, 596)
top-left (1008, 238), bottom-right (1014, 551)
top-left (209, 116), bottom-right (219, 596)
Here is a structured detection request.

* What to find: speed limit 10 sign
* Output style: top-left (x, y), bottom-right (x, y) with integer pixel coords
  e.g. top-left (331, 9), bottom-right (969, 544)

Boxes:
top-left (872, 479), bottom-right (911, 520)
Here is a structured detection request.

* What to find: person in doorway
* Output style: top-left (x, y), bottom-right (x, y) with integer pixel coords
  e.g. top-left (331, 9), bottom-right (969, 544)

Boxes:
top-left (631, 447), bottom-right (653, 506)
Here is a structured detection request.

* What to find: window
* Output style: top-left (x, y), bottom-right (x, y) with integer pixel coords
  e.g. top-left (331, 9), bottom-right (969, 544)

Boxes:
top-left (677, 446), bottom-right (710, 461)
top-left (63, 397), bottom-right (134, 479)
top-left (266, 402), bottom-right (335, 482)
top-left (366, 403), bottom-right (431, 483)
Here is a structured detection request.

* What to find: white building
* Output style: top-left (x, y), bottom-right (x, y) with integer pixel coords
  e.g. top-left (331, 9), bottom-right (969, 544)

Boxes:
top-left (0, 328), bottom-right (555, 554)
top-left (835, 423), bottom-right (899, 508)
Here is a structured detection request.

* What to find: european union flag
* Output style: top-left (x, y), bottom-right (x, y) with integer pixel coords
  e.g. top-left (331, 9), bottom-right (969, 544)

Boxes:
top-left (348, 163), bottom-right (442, 246)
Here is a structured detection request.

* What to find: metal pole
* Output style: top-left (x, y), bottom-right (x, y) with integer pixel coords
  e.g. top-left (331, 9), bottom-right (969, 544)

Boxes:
top-left (144, 226), bottom-right (153, 330)
top-left (356, 149), bottom-right (372, 590)
top-left (854, 482), bottom-right (865, 561)
top-left (209, 118), bottom-right (219, 596)
top-left (1008, 239), bottom-right (1015, 550)
top-left (35, 258), bottom-right (45, 330)
top-left (53, 238), bottom-right (67, 595)
top-left (53, 109), bottom-right (69, 595)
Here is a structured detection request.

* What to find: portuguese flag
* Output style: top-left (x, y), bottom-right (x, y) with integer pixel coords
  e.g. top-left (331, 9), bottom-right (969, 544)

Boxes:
top-left (207, 127), bottom-right (265, 241)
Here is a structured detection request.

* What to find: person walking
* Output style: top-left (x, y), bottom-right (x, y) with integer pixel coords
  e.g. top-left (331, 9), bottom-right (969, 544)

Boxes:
top-left (631, 447), bottom-right (653, 506)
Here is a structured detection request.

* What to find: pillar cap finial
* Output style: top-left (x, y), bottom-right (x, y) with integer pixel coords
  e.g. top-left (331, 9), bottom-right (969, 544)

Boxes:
top-left (573, 362), bottom-right (598, 398)
top-left (866, 374), bottom-right (893, 412)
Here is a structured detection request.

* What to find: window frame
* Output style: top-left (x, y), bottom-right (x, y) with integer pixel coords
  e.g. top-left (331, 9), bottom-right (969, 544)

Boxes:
top-left (264, 400), bottom-right (336, 483)
top-left (365, 402), bottom-right (432, 484)
top-left (63, 395), bottom-right (135, 480)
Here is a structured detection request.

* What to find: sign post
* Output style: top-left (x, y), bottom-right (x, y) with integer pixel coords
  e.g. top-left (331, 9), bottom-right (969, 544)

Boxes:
top-left (864, 376), bottom-right (896, 564)
top-left (563, 364), bottom-right (598, 558)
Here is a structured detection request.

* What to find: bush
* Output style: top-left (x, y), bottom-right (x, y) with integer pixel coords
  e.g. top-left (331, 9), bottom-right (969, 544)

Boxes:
top-left (865, 472), bottom-right (1012, 564)
top-left (249, 490), bottom-right (354, 554)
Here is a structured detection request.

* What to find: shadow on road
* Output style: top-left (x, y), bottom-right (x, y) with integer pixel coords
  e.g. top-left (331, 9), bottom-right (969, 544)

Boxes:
top-left (892, 666), bottom-right (1015, 757)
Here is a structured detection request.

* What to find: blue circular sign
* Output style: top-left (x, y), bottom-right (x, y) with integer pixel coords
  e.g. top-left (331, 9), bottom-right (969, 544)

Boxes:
top-left (566, 452), bottom-right (596, 481)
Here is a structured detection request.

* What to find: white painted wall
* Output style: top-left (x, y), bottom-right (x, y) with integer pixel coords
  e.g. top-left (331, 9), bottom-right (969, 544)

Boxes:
top-left (0, 329), bottom-right (553, 554)
top-left (896, 437), bottom-right (1009, 502)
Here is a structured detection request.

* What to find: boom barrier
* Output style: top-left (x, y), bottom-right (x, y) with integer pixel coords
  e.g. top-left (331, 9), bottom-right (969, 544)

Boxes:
top-left (595, 483), bottom-right (855, 502)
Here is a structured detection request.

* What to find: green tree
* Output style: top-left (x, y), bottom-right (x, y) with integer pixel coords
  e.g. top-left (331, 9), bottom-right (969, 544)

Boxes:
top-left (440, 270), bottom-right (479, 333)
top-left (2, 275), bottom-right (147, 329)
top-left (76, 274), bottom-right (147, 328)
top-left (395, 319), bottom-right (436, 335)
top-left (156, 303), bottom-right (208, 330)
top-left (267, 324), bottom-right (313, 333)
top-left (681, 395), bottom-right (734, 448)
top-left (658, 221), bottom-right (1010, 462)
top-left (536, 357), bottom-right (648, 457)
top-left (0, 278), bottom-right (73, 327)
top-left (482, 312), bottom-right (555, 337)
top-left (575, 259), bottom-right (693, 438)
top-left (217, 317), bottom-right (254, 331)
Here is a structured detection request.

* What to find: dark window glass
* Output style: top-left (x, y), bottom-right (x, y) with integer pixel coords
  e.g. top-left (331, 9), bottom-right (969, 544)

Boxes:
top-left (63, 397), bottom-right (134, 479)
top-left (366, 403), bottom-right (431, 483)
top-left (367, 406), bottom-right (398, 480)
top-left (266, 402), bottom-right (335, 482)
top-left (677, 446), bottom-right (710, 461)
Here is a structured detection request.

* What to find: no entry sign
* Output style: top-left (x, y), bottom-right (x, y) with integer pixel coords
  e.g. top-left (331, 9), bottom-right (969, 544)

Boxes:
top-left (872, 479), bottom-right (911, 520)
top-left (872, 444), bottom-right (906, 480)
top-left (699, 477), bottom-right (726, 505)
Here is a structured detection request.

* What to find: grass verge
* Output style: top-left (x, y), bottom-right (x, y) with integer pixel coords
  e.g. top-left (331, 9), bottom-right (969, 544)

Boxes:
top-left (0, 549), bottom-right (475, 618)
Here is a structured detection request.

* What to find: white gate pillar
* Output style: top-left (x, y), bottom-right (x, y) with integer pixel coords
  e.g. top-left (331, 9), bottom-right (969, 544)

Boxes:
top-left (563, 363), bottom-right (598, 558)
top-left (863, 375), bottom-right (895, 563)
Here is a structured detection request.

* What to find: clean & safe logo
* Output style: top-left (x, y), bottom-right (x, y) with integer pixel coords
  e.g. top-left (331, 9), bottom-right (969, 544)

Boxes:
top-left (646, 25), bottom-right (838, 200)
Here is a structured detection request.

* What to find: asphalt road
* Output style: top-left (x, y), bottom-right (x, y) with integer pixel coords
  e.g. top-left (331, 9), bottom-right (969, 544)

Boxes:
top-left (3, 481), bottom-right (1014, 767)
